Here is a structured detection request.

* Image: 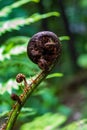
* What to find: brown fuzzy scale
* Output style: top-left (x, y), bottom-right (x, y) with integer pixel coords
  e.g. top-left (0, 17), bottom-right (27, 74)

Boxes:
top-left (11, 93), bottom-right (21, 104)
top-left (27, 31), bottom-right (62, 70)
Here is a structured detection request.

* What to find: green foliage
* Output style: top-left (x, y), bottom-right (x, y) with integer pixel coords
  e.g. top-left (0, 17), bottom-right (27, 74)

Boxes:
top-left (0, 12), bottom-right (60, 36)
top-left (58, 105), bottom-right (72, 116)
top-left (77, 54), bottom-right (87, 68)
top-left (0, 0), bottom-right (39, 17)
top-left (20, 115), bottom-right (87, 130)
top-left (20, 113), bottom-right (66, 130)
top-left (47, 73), bottom-right (63, 79)
top-left (3, 36), bottom-right (29, 55)
top-left (61, 119), bottom-right (87, 130)
top-left (0, 79), bottom-right (18, 94)
top-left (59, 36), bottom-right (70, 41)
top-left (0, 0), bottom-right (60, 36)
top-left (20, 107), bottom-right (37, 118)
top-left (80, 0), bottom-right (87, 7)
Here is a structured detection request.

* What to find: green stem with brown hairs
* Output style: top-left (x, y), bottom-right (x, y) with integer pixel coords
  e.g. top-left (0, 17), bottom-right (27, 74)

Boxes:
top-left (5, 69), bottom-right (51, 130)
top-left (4, 31), bottom-right (62, 130)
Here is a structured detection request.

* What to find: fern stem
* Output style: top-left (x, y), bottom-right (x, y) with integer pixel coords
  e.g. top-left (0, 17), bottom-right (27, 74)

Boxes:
top-left (4, 31), bottom-right (62, 130)
top-left (5, 70), bottom-right (48, 130)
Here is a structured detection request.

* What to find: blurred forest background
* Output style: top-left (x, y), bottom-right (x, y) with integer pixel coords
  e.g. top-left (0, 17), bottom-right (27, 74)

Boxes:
top-left (0, 0), bottom-right (87, 130)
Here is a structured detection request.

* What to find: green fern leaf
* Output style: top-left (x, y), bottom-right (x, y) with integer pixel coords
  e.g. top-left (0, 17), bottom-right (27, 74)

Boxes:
top-left (0, 0), bottom-right (39, 17)
top-left (0, 12), bottom-right (60, 36)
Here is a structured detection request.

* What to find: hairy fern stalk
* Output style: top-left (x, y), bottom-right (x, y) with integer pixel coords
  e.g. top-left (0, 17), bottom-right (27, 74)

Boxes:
top-left (1, 31), bottom-right (62, 130)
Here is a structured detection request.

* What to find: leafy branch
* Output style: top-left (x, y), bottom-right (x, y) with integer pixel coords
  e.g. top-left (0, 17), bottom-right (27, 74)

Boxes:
top-left (0, 0), bottom-right (39, 17)
top-left (0, 12), bottom-right (60, 36)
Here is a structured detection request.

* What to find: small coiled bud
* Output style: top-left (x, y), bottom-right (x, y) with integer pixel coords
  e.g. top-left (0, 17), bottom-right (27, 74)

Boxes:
top-left (11, 93), bottom-right (21, 104)
top-left (16, 73), bottom-right (25, 83)
top-left (27, 31), bottom-right (62, 71)
top-left (16, 73), bottom-right (27, 87)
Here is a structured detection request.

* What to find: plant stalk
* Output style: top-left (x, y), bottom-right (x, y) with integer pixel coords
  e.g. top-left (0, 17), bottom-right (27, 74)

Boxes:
top-left (5, 70), bottom-right (48, 130)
